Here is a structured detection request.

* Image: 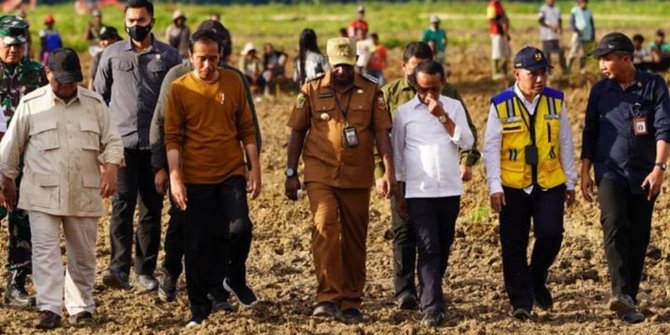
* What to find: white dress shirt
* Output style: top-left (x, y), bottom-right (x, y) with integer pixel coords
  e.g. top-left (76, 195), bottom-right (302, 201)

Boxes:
top-left (393, 95), bottom-right (474, 198)
top-left (483, 84), bottom-right (577, 195)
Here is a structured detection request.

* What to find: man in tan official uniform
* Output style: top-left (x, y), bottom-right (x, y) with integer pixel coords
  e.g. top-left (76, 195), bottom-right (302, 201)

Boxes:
top-left (285, 37), bottom-right (395, 322)
top-left (0, 48), bottom-right (124, 329)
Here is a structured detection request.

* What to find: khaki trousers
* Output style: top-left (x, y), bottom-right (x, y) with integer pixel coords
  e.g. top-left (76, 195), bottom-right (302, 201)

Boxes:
top-left (306, 182), bottom-right (370, 310)
top-left (29, 211), bottom-right (98, 316)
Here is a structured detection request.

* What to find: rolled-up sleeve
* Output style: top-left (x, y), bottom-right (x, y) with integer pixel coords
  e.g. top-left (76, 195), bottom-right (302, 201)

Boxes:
top-left (164, 84), bottom-right (184, 151)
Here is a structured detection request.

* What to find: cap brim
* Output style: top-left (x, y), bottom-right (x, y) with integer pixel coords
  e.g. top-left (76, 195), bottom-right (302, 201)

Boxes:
top-left (328, 56), bottom-right (356, 66)
top-left (515, 63), bottom-right (552, 71)
top-left (54, 71), bottom-right (83, 84)
top-left (2, 36), bottom-right (25, 46)
top-left (589, 47), bottom-right (613, 57)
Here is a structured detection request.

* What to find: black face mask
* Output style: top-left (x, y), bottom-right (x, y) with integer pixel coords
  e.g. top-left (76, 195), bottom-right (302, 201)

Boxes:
top-left (125, 23), bottom-right (152, 42)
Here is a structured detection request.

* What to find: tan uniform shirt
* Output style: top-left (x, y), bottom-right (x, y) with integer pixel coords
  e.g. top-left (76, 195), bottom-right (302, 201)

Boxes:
top-left (0, 86), bottom-right (124, 217)
top-left (288, 72), bottom-right (392, 189)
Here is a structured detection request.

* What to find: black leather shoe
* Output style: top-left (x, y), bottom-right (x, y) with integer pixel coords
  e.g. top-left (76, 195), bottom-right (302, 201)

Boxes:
top-left (512, 308), bottom-right (532, 321)
top-left (69, 311), bottom-right (94, 326)
top-left (312, 302), bottom-right (341, 319)
top-left (34, 310), bottom-right (62, 329)
top-left (533, 285), bottom-right (553, 310)
top-left (341, 308), bottom-right (364, 323)
top-left (421, 310), bottom-right (444, 327)
top-left (158, 273), bottom-right (177, 302)
top-left (101, 269), bottom-right (130, 290)
top-left (396, 291), bottom-right (419, 310)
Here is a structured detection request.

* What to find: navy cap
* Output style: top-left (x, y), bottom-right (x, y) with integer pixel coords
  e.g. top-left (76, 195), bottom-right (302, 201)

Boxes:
top-left (48, 48), bottom-right (83, 84)
top-left (590, 32), bottom-right (634, 57)
top-left (513, 46), bottom-right (550, 71)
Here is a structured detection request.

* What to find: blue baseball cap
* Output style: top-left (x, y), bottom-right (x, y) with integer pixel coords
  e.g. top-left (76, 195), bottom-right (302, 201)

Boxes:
top-left (514, 46), bottom-right (551, 71)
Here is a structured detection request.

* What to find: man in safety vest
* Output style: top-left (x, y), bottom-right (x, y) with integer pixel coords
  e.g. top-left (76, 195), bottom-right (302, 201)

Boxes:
top-left (483, 46), bottom-right (576, 321)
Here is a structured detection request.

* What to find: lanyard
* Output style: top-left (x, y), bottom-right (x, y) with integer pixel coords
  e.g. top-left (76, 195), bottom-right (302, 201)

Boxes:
top-left (333, 89), bottom-right (353, 125)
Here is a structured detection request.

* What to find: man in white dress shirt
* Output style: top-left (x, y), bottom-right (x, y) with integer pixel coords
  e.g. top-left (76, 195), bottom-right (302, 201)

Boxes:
top-left (392, 59), bottom-right (473, 328)
top-left (484, 46), bottom-right (576, 321)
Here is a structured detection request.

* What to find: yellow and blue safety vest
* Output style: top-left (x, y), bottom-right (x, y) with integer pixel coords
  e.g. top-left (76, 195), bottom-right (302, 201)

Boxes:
top-left (491, 87), bottom-right (567, 189)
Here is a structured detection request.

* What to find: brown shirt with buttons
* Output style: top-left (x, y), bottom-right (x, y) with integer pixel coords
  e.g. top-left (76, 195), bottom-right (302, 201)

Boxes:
top-left (287, 72), bottom-right (392, 189)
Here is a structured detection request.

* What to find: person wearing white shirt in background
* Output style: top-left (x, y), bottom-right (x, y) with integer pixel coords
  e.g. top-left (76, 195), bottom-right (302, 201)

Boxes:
top-left (392, 59), bottom-right (473, 328)
top-left (355, 28), bottom-right (373, 75)
top-left (538, 0), bottom-right (568, 75)
top-left (484, 46), bottom-right (576, 321)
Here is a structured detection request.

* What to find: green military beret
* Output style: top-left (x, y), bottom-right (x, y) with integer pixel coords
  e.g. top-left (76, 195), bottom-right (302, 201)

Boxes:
top-left (0, 15), bottom-right (28, 46)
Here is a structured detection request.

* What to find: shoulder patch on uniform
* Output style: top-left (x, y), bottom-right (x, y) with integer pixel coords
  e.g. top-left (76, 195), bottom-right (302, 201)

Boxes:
top-left (491, 88), bottom-right (515, 105)
top-left (306, 72), bottom-right (325, 83)
top-left (22, 86), bottom-right (47, 101)
top-left (542, 87), bottom-right (564, 100)
top-left (361, 73), bottom-right (378, 84)
top-left (295, 92), bottom-right (307, 109)
top-left (80, 89), bottom-right (105, 103)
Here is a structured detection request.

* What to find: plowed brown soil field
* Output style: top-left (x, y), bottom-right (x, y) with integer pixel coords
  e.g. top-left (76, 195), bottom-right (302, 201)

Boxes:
top-left (2, 28), bottom-right (670, 335)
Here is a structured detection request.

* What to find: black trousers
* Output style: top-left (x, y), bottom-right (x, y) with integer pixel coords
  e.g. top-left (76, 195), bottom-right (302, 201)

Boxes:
top-left (407, 196), bottom-right (460, 314)
top-left (109, 149), bottom-right (164, 276)
top-left (183, 176), bottom-right (251, 320)
top-left (390, 197), bottom-right (417, 298)
top-left (598, 178), bottom-right (654, 303)
top-left (499, 185), bottom-right (565, 310)
top-left (162, 197), bottom-right (253, 287)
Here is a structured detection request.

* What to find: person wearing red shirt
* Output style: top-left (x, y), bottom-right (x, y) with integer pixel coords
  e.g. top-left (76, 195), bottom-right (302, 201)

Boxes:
top-left (487, 0), bottom-right (511, 80)
top-left (348, 6), bottom-right (368, 39)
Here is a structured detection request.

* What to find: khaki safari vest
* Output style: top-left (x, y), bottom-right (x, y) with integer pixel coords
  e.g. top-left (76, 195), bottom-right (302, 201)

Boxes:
top-left (491, 87), bottom-right (567, 189)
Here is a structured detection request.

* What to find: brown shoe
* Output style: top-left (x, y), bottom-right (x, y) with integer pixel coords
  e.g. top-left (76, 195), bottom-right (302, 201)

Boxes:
top-left (69, 311), bottom-right (94, 326)
top-left (34, 310), bottom-right (62, 329)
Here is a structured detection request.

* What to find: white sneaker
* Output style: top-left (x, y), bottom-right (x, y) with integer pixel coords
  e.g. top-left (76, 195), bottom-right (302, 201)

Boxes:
top-left (185, 320), bottom-right (201, 328)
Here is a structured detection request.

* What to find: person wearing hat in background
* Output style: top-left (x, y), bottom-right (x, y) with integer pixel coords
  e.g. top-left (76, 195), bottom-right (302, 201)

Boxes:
top-left (0, 14), bottom-right (47, 310)
top-left (88, 25), bottom-right (121, 89)
top-left (239, 42), bottom-right (263, 94)
top-left (484, 46), bottom-right (576, 321)
top-left (487, 0), bottom-right (511, 80)
top-left (150, 19), bottom-right (262, 309)
top-left (94, 0), bottom-right (180, 292)
top-left (379, 41), bottom-right (480, 312)
top-left (38, 14), bottom-right (62, 66)
top-left (538, 0), bottom-right (568, 76)
top-left (581, 32), bottom-right (670, 323)
top-left (83, 9), bottom-right (105, 57)
top-left (421, 15), bottom-right (447, 65)
top-left (649, 29), bottom-right (670, 71)
top-left (0, 48), bottom-right (124, 329)
top-left (284, 37), bottom-right (395, 322)
top-left (165, 9), bottom-right (190, 60)
top-left (347, 6), bottom-right (368, 39)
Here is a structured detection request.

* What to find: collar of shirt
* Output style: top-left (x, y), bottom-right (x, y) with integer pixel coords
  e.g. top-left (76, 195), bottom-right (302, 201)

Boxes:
top-left (398, 77), bottom-right (415, 93)
top-left (603, 70), bottom-right (647, 93)
top-left (48, 87), bottom-right (81, 107)
top-left (513, 82), bottom-right (541, 114)
top-left (123, 33), bottom-right (163, 53)
top-left (320, 71), bottom-right (367, 92)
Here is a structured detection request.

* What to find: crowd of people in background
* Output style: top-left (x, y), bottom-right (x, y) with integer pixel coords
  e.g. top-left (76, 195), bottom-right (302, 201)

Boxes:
top-left (0, 0), bottom-right (667, 331)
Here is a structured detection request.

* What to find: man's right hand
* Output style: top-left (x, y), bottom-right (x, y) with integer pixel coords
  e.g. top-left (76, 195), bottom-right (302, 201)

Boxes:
top-left (170, 176), bottom-right (188, 211)
top-left (581, 173), bottom-right (594, 202)
top-left (490, 192), bottom-right (505, 213)
top-left (285, 176), bottom-right (301, 201)
top-left (154, 168), bottom-right (168, 195)
top-left (3, 177), bottom-right (17, 211)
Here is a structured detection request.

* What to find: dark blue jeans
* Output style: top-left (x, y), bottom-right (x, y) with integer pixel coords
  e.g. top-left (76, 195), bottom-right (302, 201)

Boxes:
top-left (182, 176), bottom-right (251, 321)
top-left (499, 185), bottom-right (565, 310)
top-left (406, 196), bottom-right (460, 314)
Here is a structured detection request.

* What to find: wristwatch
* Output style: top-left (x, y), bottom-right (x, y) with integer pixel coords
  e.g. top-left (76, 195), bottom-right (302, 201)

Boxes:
top-left (655, 162), bottom-right (667, 171)
top-left (437, 114), bottom-right (448, 124)
top-left (285, 167), bottom-right (296, 177)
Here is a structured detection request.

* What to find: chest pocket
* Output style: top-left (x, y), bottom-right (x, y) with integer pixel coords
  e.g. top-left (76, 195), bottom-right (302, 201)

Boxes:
top-left (29, 119), bottom-right (59, 151)
top-left (147, 59), bottom-right (168, 75)
top-left (112, 59), bottom-right (134, 73)
top-left (312, 96), bottom-right (336, 122)
top-left (80, 119), bottom-right (100, 151)
top-left (500, 116), bottom-right (524, 134)
top-left (347, 92), bottom-right (372, 128)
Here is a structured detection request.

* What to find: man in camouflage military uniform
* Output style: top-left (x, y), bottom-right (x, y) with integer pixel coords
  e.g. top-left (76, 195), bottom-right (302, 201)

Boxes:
top-left (0, 15), bottom-right (47, 308)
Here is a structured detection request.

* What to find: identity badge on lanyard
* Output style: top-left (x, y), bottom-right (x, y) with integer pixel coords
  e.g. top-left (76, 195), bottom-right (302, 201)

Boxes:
top-left (334, 90), bottom-right (359, 147)
top-left (632, 102), bottom-right (648, 136)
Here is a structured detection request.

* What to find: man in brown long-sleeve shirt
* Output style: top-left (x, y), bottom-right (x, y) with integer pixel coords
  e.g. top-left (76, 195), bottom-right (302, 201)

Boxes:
top-left (164, 29), bottom-right (260, 328)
